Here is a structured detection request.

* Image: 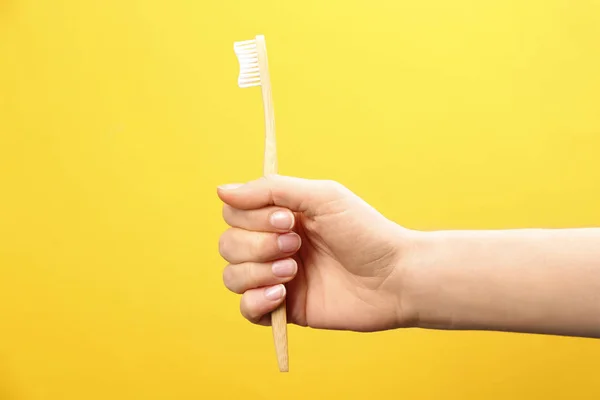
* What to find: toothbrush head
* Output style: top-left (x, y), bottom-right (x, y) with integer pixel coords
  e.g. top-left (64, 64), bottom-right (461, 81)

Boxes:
top-left (233, 35), bottom-right (265, 88)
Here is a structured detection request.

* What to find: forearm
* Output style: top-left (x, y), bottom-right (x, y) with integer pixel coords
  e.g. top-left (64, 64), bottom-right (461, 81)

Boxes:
top-left (402, 228), bottom-right (600, 338)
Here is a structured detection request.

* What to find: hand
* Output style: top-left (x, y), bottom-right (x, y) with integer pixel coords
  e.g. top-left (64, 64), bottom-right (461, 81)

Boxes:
top-left (217, 175), bottom-right (414, 332)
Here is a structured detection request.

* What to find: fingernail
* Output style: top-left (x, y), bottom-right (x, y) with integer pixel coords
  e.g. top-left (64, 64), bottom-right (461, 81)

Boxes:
top-left (277, 233), bottom-right (300, 253)
top-left (272, 259), bottom-right (297, 277)
top-left (270, 211), bottom-right (293, 230)
top-left (265, 284), bottom-right (285, 301)
top-left (218, 183), bottom-right (243, 190)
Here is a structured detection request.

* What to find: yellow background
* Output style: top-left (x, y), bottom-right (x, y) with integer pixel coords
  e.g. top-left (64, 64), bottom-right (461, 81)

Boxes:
top-left (1, 0), bottom-right (599, 399)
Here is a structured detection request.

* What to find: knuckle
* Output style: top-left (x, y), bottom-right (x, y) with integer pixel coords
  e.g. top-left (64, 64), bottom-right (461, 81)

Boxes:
top-left (240, 295), bottom-right (261, 323)
top-left (218, 232), bottom-right (228, 259)
top-left (222, 265), bottom-right (239, 293)
top-left (222, 205), bottom-right (233, 225)
top-left (219, 228), bottom-right (242, 262)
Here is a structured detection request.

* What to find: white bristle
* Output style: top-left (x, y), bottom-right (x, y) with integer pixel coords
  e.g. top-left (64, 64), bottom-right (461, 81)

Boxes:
top-left (234, 38), bottom-right (261, 88)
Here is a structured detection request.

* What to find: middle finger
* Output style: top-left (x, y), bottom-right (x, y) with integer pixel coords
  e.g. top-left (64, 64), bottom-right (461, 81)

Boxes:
top-left (219, 228), bottom-right (302, 264)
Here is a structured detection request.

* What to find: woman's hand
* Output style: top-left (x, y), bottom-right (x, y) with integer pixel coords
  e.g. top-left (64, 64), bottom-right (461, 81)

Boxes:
top-left (217, 175), bottom-right (414, 332)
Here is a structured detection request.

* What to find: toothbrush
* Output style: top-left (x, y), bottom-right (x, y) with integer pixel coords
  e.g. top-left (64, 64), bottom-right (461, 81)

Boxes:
top-left (233, 34), bottom-right (289, 372)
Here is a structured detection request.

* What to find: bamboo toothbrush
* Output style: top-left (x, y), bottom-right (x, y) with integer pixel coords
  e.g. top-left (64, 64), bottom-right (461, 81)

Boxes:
top-left (233, 34), bottom-right (288, 372)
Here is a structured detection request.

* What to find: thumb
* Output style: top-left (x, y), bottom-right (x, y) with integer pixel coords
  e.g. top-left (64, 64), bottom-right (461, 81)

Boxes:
top-left (216, 175), bottom-right (347, 212)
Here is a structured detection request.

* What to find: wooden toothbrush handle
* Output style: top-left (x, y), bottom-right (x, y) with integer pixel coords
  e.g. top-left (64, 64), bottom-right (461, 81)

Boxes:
top-left (264, 130), bottom-right (288, 373)
top-left (256, 34), bottom-right (289, 372)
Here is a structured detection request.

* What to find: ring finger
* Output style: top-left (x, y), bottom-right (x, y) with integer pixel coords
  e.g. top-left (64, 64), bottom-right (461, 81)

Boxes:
top-left (223, 258), bottom-right (298, 294)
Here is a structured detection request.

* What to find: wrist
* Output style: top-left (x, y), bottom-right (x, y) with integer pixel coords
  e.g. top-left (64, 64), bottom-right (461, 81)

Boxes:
top-left (388, 226), bottom-right (427, 329)
top-left (392, 228), bottom-right (448, 330)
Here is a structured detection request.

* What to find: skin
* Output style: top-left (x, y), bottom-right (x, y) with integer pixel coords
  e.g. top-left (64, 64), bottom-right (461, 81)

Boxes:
top-left (217, 175), bottom-right (600, 338)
